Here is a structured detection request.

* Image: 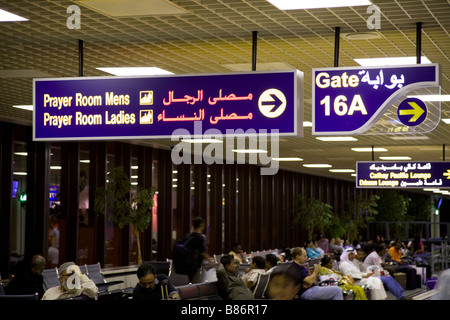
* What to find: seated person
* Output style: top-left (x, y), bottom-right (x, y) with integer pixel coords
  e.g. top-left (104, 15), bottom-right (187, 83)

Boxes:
top-left (6, 254), bottom-right (46, 299)
top-left (339, 248), bottom-right (387, 300)
top-left (133, 263), bottom-right (179, 300)
top-left (388, 240), bottom-right (408, 265)
top-left (241, 256), bottom-right (268, 289)
top-left (266, 266), bottom-right (301, 300)
top-left (305, 240), bottom-right (322, 259)
top-left (42, 262), bottom-right (98, 300)
top-left (318, 255), bottom-right (367, 300)
top-left (216, 254), bottom-right (254, 300)
top-left (364, 243), bottom-right (406, 300)
top-left (265, 253), bottom-right (280, 273)
top-left (289, 247), bottom-right (343, 300)
top-left (229, 243), bottom-right (248, 263)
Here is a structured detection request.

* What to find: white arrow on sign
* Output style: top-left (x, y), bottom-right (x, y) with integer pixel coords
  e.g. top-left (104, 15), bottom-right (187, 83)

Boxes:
top-left (258, 88), bottom-right (286, 118)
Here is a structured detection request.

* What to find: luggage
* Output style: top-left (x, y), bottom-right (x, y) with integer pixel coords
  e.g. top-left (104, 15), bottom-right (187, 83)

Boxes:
top-left (399, 266), bottom-right (417, 290)
top-left (394, 272), bottom-right (406, 290)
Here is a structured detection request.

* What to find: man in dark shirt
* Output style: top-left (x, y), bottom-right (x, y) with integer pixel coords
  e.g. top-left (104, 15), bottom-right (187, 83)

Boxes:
top-left (132, 264), bottom-right (179, 300)
top-left (6, 254), bottom-right (46, 299)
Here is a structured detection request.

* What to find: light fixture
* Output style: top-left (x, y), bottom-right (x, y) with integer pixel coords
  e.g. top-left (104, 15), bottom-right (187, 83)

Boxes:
top-left (181, 139), bottom-right (223, 144)
top-left (329, 169), bottom-right (355, 173)
top-left (96, 67), bottom-right (173, 76)
top-left (266, 0), bottom-right (371, 10)
top-left (316, 137), bottom-right (358, 142)
top-left (354, 56), bottom-right (431, 66)
top-left (303, 121), bottom-right (313, 127)
top-left (13, 172), bottom-right (27, 176)
top-left (390, 136), bottom-right (429, 140)
top-left (351, 147), bottom-right (388, 152)
top-left (80, 160), bottom-right (90, 163)
top-left (379, 156), bottom-right (411, 160)
top-left (0, 9), bottom-right (28, 22)
top-left (14, 152), bottom-right (28, 156)
top-left (407, 95), bottom-right (450, 102)
top-left (303, 164), bottom-right (332, 168)
top-left (13, 105), bottom-right (33, 111)
top-left (50, 166), bottom-right (62, 170)
top-left (232, 149), bottom-right (268, 154)
top-left (272, 157), bottom-right (303, 161)
top-left (443, 119), bottom-right (450, 124)
top-left (423, 188), bottom-right (440, 192)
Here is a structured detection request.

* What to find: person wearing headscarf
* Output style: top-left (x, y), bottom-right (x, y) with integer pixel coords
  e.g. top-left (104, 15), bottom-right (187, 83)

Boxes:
top-left (318, 255), bottom-right (367, 300)
top-left (339, 248), bottom-right (387, 300)
top-left (42, 262), bottom-right (98, 300)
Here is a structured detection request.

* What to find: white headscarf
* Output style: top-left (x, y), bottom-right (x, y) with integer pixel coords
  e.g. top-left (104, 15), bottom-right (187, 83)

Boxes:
top-left (339, 248), bottom-right (358, 271)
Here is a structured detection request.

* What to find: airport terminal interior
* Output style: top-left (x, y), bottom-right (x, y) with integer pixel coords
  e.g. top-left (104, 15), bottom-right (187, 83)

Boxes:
top-left (1, 0), bottom-right (450, 302)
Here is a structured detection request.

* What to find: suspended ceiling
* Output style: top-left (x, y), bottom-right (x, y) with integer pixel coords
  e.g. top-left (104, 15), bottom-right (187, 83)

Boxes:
top-left (1, 0), bottom-right (449, 182)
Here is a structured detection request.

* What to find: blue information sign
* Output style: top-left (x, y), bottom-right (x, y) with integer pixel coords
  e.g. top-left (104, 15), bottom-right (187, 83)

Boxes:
top-left (33, 70), bottom-right (303, 141)
top-left (313, 64), bottom-right (440, 135)
top-left (357, 161), bottom-right (450, 188)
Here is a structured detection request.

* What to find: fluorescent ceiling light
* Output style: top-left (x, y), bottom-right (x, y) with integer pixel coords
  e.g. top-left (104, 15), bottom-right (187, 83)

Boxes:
top-left (303, 121), bottom-right (312, 127)
top-left (14, 152), bottom-right (28, 156)
top-left (355, 56), bottom-right (431, 66)
top-left (316, 136), bottom-right (358, 142)
top-left (80, 160), bottom-right (90, 163)
top-left (97, 67), bottom-right (173, 76)
top-left (0, 9), bottom-right (28, 22)
top-left (272, 157), bottom-right (303, 161)
top-left (330, 169), bottom-right (355, 173)
top-left (442, 119), bottom-right (450, 124)
top-left (379, 156), bottom-right (411, 160)
top-left (351, 147), bottom-right (388, 152)
top-left (50, 166), bottom-right (62, 170)
top-left (423, 188), bottom-right (440, 192)
top-left (232, 149), bottom-right (268, 154)
top-left (13, 172), bottom-right (27, 176)
top-left (390, 136), bottom-right (429, 140)
top-left (13, 105), bottom-right (33, 111)
top-left (266, 0), bottom-right (371, 10)
top-left (303, 164), bottom-right (332, 168)
top-left (408, 95), bottom-right (450, 102)
top-left (181, 139), bottom-right (223, 144)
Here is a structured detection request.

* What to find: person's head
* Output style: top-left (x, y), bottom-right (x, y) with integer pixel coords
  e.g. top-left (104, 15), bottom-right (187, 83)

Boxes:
top-left (231, 242), bottom-right (243, 254)
top-left (291, 247), bottom-right (307, 265)
top-left (374, 243), bottom-right (386, 256)
top-left (58, 262), bottom-right (80, 292)
top-left (220, 254), bottom-right (238, 275)
top-left (355, 248), bottom-right (366, 261)
top-left (251, 256), bottom-right (266, 269)
top-left (320, 255), bottom-right (334, 269)
top-left (137, 264), bottom-right (157, 291)
top-left (266, 267), bottom-right (301, 300)
top-left (192, 216), bottom-right (205, 231)
top-left (31, 254), bottom-right (46, 275)
top-left (306, 240), bottom-right (314, 248)
top-left (265, 254), bottom-right (279, 269)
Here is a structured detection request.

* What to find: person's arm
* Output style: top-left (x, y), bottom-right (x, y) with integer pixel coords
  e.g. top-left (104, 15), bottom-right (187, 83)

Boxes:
top-left (303, 263), bottom-right (321, 288)
top-left (80, 274), bottom-right (98, 298)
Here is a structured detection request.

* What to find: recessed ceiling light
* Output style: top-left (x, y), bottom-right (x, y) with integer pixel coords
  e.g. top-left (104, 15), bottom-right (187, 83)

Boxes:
top-left (443, 119), bottom-right (450, 124)
top-left (272, 157), bottom-right (303, 161)
top-left (303, 164), bottom-right (332, 168)
top-left (390, 136), bottom-right (429, 140)
top-left (303, 121), bottom-right (313, 127)
top-left (181, 139), bottom-right (223, 144)
top-left (379, 156), bottom-right (411, 160)
top-left (13, 172), bottom-right (27, 176)
top-left (351, 147), bottom-right (388, 152)
top-left (408, 95), bottom-right (450, 102)
top-left (0, 9), bottom-right (28, 22)
top-left (316, 137), bottom-right (358, 142)
top-left (266, 0), bottom-right (372, 10)
top-left (232, 149), bottom-right (268, 154)
top-left (50, 166), bottom-right (62, 170)
top-left (343, 32), bottom-right (381, 40)
top-left (355, 56), bottom-right (431, 66)
top-left (14, 152), bottom-right (28, 156)
top-left (13, 105), bottom-right (33, 111)
top-left (330, 169), bottom-right (355, 173)
top-left (97, 67), bottom-right (173, 76)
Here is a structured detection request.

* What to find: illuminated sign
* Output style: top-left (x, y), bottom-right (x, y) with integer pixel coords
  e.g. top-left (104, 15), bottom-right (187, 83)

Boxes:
top-left (313, 64), bottom-right (441, 136)
top-left (356, 161), bottom-right (450, 188)
top-left (33, 70), bottom-right (303, 141)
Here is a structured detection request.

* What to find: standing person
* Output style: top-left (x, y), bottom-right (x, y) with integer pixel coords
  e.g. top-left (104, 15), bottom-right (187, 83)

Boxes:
top-left (289, 247), bottom-right (343, 300)
top-left (185, 216), bottom-right (215, 283)
top-left (133, 264), bottom-right (179, 300)
top-left (42, 262), bottom-right (98, 300)
top-left (317, 235), bottom-right (329, 254)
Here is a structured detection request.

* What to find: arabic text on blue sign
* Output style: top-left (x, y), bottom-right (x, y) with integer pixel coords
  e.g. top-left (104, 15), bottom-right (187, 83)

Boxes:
top-left (33, 70), bottom-right (302, 141)
top-left (313, 64), bottom-right (440, 135)
top-left (356, 161), bottom-right (450, 188)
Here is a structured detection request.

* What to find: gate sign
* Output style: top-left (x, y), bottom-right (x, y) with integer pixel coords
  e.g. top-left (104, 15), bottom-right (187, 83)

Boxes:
top-left (313, 64), bottom-right (441, 135)
top-left (33, 70), bottom-right (303, 141)
top-left (357, 161), bottom-right (450, 189)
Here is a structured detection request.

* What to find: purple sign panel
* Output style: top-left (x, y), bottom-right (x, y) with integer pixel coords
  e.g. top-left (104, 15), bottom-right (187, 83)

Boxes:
top-left (33, 70), bottom-right (303, 141)
top-left (357, 161), bottom-right (450, 188)
top-left (313, 64), bottom-right (440, 135)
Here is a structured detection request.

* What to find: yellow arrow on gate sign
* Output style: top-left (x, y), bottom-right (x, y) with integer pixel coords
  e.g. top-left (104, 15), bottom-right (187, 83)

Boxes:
top-left (399, 102), bottom-right (425, 122)
top-left (444, 169), bottom-right (450, 179)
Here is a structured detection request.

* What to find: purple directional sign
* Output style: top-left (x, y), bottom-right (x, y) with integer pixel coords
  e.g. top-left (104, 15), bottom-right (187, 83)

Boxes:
top-left (33, 70), bottom-right (303, 141)
top-left (357, 161), bottom-right (450, 189)
top-left (312, 64), bottom-right (440, 135)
